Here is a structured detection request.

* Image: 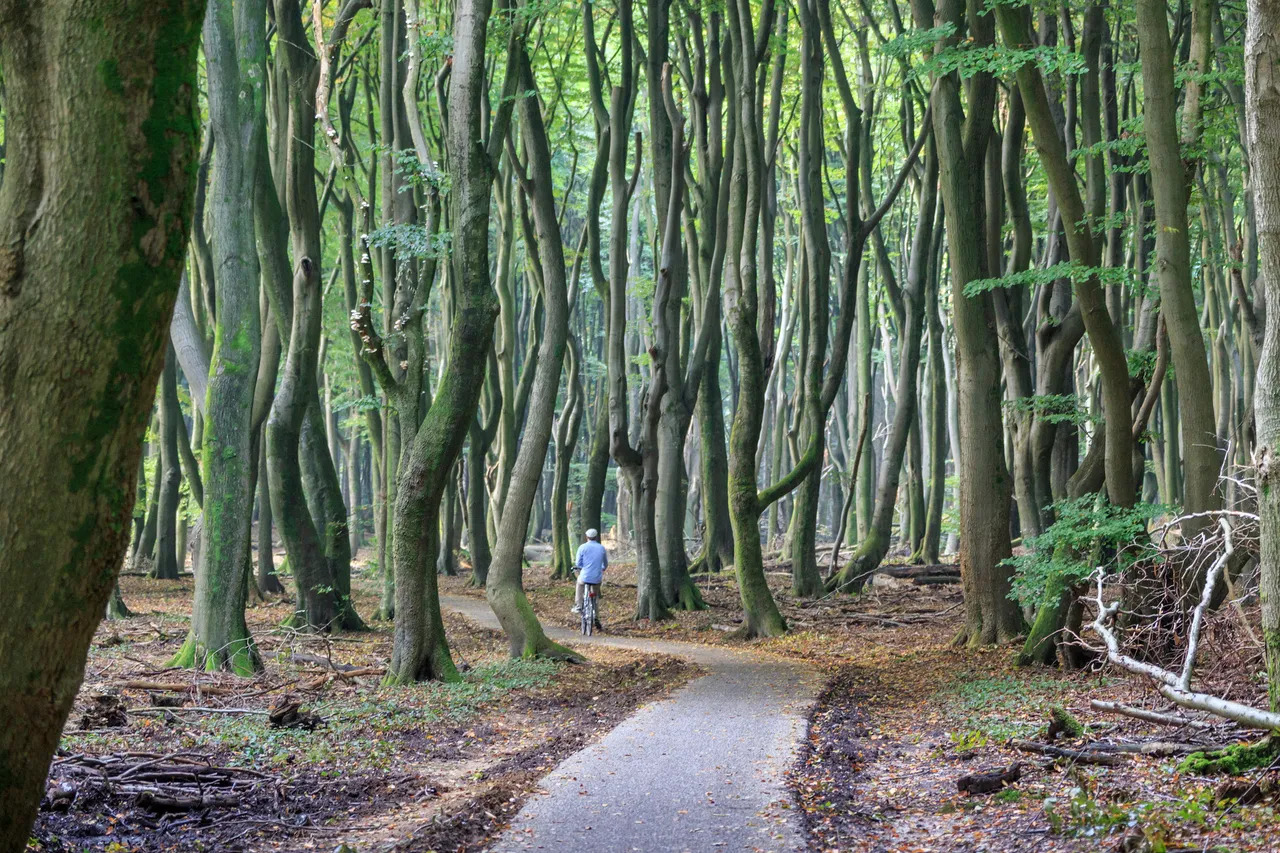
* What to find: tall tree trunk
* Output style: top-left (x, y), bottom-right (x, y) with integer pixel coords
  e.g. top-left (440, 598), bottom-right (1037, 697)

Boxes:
top-left (923, 0), bottom-right (1024, 645)
top-left (831, 152), bottom-right (937, 592)
top-left (1136, 0), bottom-right (1223, 540)
top-left (383, 0), bottom-right (511, 682)
top-left (1246, 0), bottom-right (1280, 711)
top-left (0, 2), bottom-right (205, 845)
top-left (483, 33), bottom-right (579, 658)
top-left (152, 349), bottom-right (184, 580)
top-left (173, 0), bottom-right (267, 673)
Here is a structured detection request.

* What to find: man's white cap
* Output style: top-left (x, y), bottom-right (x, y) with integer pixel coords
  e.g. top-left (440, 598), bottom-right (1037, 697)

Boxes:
top-left (586, 528), bottom-right (599, 540)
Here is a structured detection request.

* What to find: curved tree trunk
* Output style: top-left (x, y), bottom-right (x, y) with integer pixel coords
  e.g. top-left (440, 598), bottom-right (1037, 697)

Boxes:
top-left (0, 2), bottom-right (205, 845)
top-left (488, 41), bottom-right (585, 659)
top-left (385, 0), bottom-right (509, 682)
top-left (267, 260), bottom-right (341, 631)
top-left (830, 152), bottom-right (937, 592)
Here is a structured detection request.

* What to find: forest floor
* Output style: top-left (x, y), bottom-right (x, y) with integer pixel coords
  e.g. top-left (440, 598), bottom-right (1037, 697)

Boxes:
top-left (30, 564), bottom-right (695, 853)
top-left (31, 545), bottom-right (1280, 853)
top-left (442, 548), bottom-right (1280, 852)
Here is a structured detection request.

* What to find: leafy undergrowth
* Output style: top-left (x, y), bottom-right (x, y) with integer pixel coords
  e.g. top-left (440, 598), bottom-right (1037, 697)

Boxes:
top-left (31, 559), bottom-right (694, 853)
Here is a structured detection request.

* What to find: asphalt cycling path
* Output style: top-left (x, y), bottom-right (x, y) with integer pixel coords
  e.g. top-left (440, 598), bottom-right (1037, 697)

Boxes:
top-left (439, 595), bottom-right (822, 853)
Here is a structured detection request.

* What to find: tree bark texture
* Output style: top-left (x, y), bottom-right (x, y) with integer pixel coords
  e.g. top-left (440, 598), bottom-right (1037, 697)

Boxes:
top-left (0, 2), bottom-right (205, 847)
top-left (1246, 0), bottom-right (1280, 711)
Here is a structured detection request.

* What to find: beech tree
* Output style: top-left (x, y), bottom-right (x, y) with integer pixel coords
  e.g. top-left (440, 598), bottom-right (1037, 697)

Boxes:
top-left (0, 1), bottom-right (207, 846)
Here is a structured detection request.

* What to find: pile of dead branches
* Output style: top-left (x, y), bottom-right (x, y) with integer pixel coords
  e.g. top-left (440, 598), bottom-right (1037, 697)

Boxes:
top-left (45, 751), bottom-right (273, 814)
top-left (1087, 507), bottom-right (1280, 731)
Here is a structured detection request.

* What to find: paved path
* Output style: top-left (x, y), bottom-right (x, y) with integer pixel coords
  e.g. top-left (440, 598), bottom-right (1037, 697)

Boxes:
top-left (440, 596), bottom-right (821, 853)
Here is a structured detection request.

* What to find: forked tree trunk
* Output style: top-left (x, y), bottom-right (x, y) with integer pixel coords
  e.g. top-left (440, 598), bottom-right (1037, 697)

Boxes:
top-left (482, 39), bottom-right (578, 659)
top-left (926, 0), bottom-right (1024, 646)
top-left (267, 260), bottom-right (343, 631)
top-left (0, 2), bottom-right (205, 846)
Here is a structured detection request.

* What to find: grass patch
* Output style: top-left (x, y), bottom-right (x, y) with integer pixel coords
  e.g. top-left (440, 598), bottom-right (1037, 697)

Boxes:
top-left (932, 673), bottom-right (1073, 742)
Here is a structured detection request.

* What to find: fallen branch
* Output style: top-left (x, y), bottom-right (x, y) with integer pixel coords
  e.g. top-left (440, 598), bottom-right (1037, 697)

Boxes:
top-left (1009, 739), bottom-right (1128, 766)
top-left (118, 680), bottom-right (236, 696)
top-left (1087, 518), bottom-right (1280, 732)
top-left (957, 763), bottom-right (1021, 795)
top-left (137, 791), bottom-right (241, 812)
top-left (1089, 700), bottom-right (1213, 730)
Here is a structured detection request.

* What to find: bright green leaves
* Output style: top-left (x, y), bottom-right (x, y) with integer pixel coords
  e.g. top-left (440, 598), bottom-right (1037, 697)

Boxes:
top-left (964, 260), bottom-right (1138, 299)
top-left (1005, 496), bottom-right (1169, 607)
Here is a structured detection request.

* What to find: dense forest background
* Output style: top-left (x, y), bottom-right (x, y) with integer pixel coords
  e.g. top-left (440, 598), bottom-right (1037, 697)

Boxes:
top-left (7, 0), bottom-right (1280, 848)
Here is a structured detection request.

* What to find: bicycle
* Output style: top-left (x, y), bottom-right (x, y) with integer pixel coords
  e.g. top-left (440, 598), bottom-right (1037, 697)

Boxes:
top-left (580, 583), bottom-right (601, 636)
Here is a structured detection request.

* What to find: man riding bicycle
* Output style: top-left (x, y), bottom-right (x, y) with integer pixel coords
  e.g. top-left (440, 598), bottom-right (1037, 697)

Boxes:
top-left (570, 528), bottom-right (607, 621)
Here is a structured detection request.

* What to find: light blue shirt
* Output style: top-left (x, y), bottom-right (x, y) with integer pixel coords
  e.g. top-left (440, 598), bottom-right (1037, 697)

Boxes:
top-left (575, 540), bottom-right (608, 585)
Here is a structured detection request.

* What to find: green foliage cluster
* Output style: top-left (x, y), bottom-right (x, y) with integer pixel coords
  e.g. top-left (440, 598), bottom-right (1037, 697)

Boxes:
top-left (1005, 393), bottom-right (1090, 426)
top-left (964, 260), bottom-right (1136, 299)
top-left (1005, 496), bottom-right (1167, 607)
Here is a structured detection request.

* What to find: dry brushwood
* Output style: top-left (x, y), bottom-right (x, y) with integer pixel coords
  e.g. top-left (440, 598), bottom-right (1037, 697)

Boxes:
top-left (44, 752), bottom-right (269, 816)
top-left (1088, 516), bottom-right (1280, 731)
top-left (957, 763), bottom-right (1021, 795)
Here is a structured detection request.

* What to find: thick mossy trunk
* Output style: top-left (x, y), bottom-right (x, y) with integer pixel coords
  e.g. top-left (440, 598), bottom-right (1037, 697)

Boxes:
top-left (302, 402), bottom-right (365, 629)
top-left (177, 0), bottom-right (268, 673)
top-left (628, 464), bottom-right (672, 622)
top-left (267, 261), bottom-right (342, 631)
top-left (386, 0), bottom-right (504, 682)
top-left (152, 350), bottom-right (184, 580)
top-left (789, 429), bottom-right (825, 598)
top-left (0, 3), bottom-right (204, 846)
